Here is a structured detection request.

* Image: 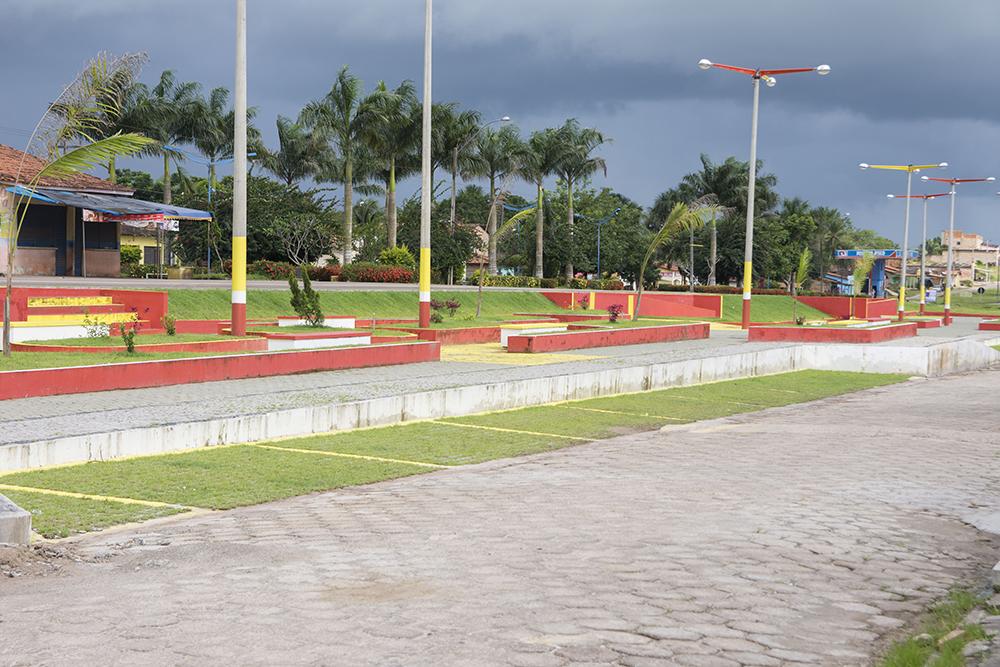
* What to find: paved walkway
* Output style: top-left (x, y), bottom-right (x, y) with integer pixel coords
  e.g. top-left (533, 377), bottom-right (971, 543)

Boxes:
top-left (2, 370), bottom-right (999, 666)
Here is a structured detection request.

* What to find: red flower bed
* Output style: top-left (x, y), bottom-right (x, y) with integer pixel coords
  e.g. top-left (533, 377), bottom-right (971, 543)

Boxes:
top-left (339, 263), bottom-right (414, 283)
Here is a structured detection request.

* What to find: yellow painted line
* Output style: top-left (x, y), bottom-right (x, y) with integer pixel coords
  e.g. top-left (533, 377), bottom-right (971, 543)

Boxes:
top-left (558, 405), bottom-right (685, 421)
top-left (248, 443), bottom-right (447, 469)
top-left (434, 420), bottom-right (590, 441)
top-left (27, 297), bottom-right (113, 306)
top-left (660, 394), bottom-right (768, 408)
top-left (0, 483), bottom-right (195, 509)
top-left (440, 343), bottom-right (599, 366)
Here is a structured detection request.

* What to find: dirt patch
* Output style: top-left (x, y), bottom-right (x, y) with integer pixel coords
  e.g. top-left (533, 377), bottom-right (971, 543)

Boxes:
top-left (0, 544), bottom-right (85, 579)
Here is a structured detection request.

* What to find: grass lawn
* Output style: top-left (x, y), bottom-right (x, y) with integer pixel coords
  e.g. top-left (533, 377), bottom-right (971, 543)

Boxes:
top-left (25, 333), bottom-right (250, 347)
top-left (165, 289), bottom-right (564, 321)
top-left (931, 293), bottom-right (1000, 315)
top-left (0, 350), bottom-right (232, 372)
top-left (0, 489), bottom-right (187, 538)
top-left (1, 370), bottom-right (906, 538)
top-left (720, 294), bottom-right (828, 322)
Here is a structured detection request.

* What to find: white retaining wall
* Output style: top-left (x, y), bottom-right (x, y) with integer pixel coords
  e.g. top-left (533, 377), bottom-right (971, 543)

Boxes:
top-left (2, 338), bottom-right (997, 472)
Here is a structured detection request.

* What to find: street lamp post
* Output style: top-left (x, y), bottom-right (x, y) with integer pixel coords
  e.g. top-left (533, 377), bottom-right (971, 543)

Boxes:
top-left (418, 0), bottom-right (433, 327)
top-left (699, 59), bottom-right (830, 328)
top-left (886, 192), bottom-right (950, 314)
top-left (921, 175), bottom-right (995, 324)
top-left (859, 163), bottom-right (948, 320)
top-left (231, 0), bottom-right (248, 335)
top-left (593, 208), bottom-right (621, 278)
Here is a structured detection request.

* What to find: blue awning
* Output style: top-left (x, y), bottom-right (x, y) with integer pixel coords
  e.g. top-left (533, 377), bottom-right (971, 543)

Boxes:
top-left (7, 185), bottom-right (212, 221)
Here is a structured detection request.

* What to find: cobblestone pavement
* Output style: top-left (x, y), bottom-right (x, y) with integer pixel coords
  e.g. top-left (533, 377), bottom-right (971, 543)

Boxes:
top-left (2, 370), bottom-right (999, 666)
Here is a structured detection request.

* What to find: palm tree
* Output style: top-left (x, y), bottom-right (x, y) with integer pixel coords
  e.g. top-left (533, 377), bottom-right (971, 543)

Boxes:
top-left (129, 70), bottom-right (200, 203)
top-left (813, 207), bottom-right (851, 282)
top-left (468, 123), bottom-right (520, 273)
top-left (554, 119), bottom-right (607, 280)
top-left (189, 86), bottom-right (260, 189)
top-left (516, 128), bottom-right (565, 278)
top-left (301, 66), bottom-right (386, 264)
top-left (633, 203), bottom-right (703, 320)
top-left (259, 115), bottom-right (331, 186)
top-left (4, 52), bottom-right (155, 356)
top-left (362, 81), bottom-right (419, 247)
top-left (433, 107), bottom-right (481, 283)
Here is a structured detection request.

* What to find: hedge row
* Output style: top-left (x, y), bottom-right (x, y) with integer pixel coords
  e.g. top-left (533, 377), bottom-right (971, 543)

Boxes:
top-left (656, 284), bottom-right (824, 296)
top-left (339, 262), bottom-right (414, 283)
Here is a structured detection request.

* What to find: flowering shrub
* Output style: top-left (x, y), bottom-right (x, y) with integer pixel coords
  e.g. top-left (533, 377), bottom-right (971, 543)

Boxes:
top-left (377, 245), bottom-right (416, 271)
top-left (339, 262), bottom-right (414, 283)
top-left (445, 299), bottom-right (461, 316)
top-left (656, 284), bottom-right (822, 296)
top-left (466, 272), bottom-right (541, 288)
top-left (568, 277), bottom-right (588, 289)
top-left (587, 278), bottom-right (625, 291)
top-left (248, 260), bottom-right (295, 280)
top-left (607, 304), bottom-right (625, 322)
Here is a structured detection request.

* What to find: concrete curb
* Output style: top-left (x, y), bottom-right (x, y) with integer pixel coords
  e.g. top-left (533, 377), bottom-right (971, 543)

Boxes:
top-left (0, 494), bottom-right (31, 545)
top-left (2, 338), bottom-right (998, 472)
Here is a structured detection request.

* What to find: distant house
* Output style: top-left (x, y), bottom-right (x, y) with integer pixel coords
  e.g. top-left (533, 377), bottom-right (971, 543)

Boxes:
top-left (0, 144), bottom-right (208, 277)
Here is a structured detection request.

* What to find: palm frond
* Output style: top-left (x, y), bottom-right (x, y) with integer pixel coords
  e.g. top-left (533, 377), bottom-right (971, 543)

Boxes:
top-left (35, 133), bottom-right (155, 182)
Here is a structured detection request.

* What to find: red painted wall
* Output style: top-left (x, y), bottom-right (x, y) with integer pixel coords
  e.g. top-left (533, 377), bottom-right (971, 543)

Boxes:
top-left (0, 341), bottom-right (441, 401)
top-left (795, 296), bottom-right (853, 319)
top-left (747, 323), bottom-right (917, 344)
top-left (979, 319), bottom-right (1000, 331)
top-left (516, 312), bottom-right (609, 322)
top-left (855, 298), bottom-right (896, 318)
top-left (507, 322), bottom-right (710, 353)
top-left (11, 337), bottom-right (267, 354)
top-left (0, 287), bottom-right (167, 325)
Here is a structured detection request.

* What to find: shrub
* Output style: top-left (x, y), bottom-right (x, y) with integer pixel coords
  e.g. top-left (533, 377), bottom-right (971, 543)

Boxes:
top-left (162, 313), bottom-right (177, 336)
top-left (540, 278), bottom-right (559, 289)
top-left (377, 245), bottom-right (416, 271)
top-left (288, 272), bottom-right (324, 327)
top-left (120, 315), bottom-right (140, 353)
top-left (467, 274), bottom-right (541, 288)
top-left (568, 277), bottom-right (588, 289)
top-left (587, 278), bottom-right (625, 291)
top-left (429, 311), bottom-right (444, 324)
top-left (121, 263), bottom-right (160, 279)
top-left (339, 262), bottom-right (414, 283)
top-left (445, 299), bottom-right (461, 317)
top-left (248, 260), bottom-right (295, 280)
top-left (607, 304), bottom-right (625, 322)
top-left (430, 299), bottom-right (445, 311)
top-left (120, 245), bottom-right (141, 265)
top-left (654, 284), bottom-right (823, 296)
top-left (307, 265), bottom-right (340, 282)
top-left (81, 312), bottom-right (110, 338)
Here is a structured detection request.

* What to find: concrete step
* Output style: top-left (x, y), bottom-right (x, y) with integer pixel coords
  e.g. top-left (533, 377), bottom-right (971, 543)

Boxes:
top-left (26, 304), bottom-right (126, 316)
top-left (23, 312), bottom-right (139, 326)
top-left (26, 296), bottom-right (113, 307)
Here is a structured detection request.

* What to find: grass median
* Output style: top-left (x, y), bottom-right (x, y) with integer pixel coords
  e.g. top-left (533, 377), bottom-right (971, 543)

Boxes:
top-left (1, 370), bottom-right (906, 538)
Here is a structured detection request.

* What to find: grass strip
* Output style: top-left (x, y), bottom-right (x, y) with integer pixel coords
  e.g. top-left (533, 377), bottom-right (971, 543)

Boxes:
top-left (2, 370), bottom-right (907, 538)
top-left (0, 489), bottom-right (187, 539)
top-left (879, 589), bottom-right (993, 667)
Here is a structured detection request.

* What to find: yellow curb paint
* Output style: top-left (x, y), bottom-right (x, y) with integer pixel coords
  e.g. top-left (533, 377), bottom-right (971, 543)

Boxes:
top-left (558, 405), bottom-right (684, 421)
top-left (0, 483), bottom-right (195, 510)
top-left (247, 444), bottom-right (447, 469)
top-left (433, 421), bottom-right (591, 441)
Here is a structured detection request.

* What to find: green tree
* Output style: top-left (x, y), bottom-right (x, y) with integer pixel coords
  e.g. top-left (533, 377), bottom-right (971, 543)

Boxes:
top-left (363, 81), bottom-right (419, 248)
top-left (553, 119), bottom-right (607, 280)
top-left (302, 67), bottom-right (387, 264)
top-left (633, 203), bottom-right (703, 320)
top-left (516, 128), bottom-right (565, 278)
top-left (259, 115), bottom-right (331, 186)
top-left (468, 123), bottom-right (521, 273)
top-left (189, 86), bottom-right (260, 189)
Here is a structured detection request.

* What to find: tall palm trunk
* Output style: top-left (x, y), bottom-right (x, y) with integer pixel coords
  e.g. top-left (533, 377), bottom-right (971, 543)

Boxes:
top-left (162, 153), bottom-right (172, 205)
top-left (108, 156), bottom-right (117, 184)
top-left (387, 157), bottom-right (397, 248)
top-left (708, 216), bottom-right (717, 285)
top-left (534, 183), bottom-right (544, 279)
top-left (343, 155), bottom-right (353, 264)
top-left (448, 148), bottom-right (458, 284)
top-left (564, 179), bottom-right (574, 281)
top-left (488, 173), bottom-right (498, 274)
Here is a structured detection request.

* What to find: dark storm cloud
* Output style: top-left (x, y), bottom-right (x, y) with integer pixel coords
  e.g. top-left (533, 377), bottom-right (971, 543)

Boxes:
top-left (3, 0), bottom-right (1000, 241)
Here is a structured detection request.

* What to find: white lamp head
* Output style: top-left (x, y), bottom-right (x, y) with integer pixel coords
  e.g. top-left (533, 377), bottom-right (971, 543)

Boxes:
top-left (859, 163), bottom-right (870, 170)
top-left (816, 64), bottom-right (831, 76)
top-left (500, 116), bottom-right (512, 122)
top-left (886, 194), bottom-right (895, 199)
top-left (698, 59), bottom-right (713, 71)
top-left (939, 162), bottom-right (948, 168)
top-left (764, 76), bottom-right (776, 87)
top-left (987, 177), bottom-right (996, 182)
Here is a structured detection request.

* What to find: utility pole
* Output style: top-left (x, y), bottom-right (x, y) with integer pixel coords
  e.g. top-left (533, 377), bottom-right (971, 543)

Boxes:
top-left (231, 0), bottom-right (248, 335)
top-left (418, 0), bottom-right (433, 327)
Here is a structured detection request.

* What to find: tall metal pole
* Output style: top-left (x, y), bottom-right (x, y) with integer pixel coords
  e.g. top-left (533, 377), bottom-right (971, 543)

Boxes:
top-left (898, 169), bottom-right (913, 321)
top-left (230, 0), bottom-right (248, 335)
top-left (596, 223), bottom-right (601, 278)
top-left (944, 181), bottom-right (957, 325)
top-left (741, 76), bottom-right (761, 329)
top-left (919, 197), bottom-right (928, 315)
top-left (418, 0), bottom-right (433, 328)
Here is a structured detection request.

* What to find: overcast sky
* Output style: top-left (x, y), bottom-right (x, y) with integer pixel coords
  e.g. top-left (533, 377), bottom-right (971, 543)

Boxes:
top-left (4, 0), bottom-right (1000, 245)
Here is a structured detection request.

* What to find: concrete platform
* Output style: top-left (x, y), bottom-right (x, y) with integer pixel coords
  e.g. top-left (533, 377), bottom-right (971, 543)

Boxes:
top-left (0, 494), bottom-right (31, 545)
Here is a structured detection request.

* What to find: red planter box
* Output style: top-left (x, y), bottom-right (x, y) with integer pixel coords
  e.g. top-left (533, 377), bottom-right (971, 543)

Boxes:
top-left (748, 323), bottom-right (917, 344)
top-left (0, 342), bottom-right (440, 401)
top-left (516, 312), bottom-right (609, 322)
top-left (2, 287), bottom-right (167, 325)
top-left (507, 322), bottom-right (710, 353)
top-left (979, 319), bottom-right (1000, 331)
top-left (541, 291), bottom-right (722, 318)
